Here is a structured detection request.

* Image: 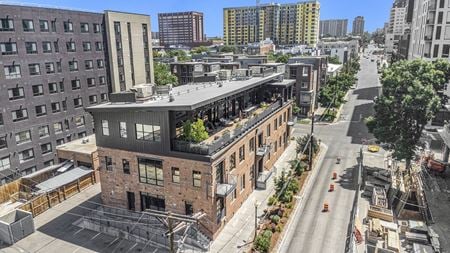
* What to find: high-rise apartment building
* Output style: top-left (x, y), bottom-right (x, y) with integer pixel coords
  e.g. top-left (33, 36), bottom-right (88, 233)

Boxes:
top-left (408, 0), bottom-right (450, 60)
top-left (385, 0), bottom-right (409, 54)
top-left (352, 16), bottom-right (365, 36)
top-left (158, 11), bottom-right (205, 47)
top-left (0, 4), bottom-right (154, 184)
top-left (319, 19), bottom-right (348, 38)
top-left (223, 1), bottom-right (320, 46)
top-left (105, 11), bottom-right (154, 92)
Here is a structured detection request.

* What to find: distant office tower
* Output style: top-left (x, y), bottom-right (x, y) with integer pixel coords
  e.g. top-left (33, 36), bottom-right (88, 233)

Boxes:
top-left (105, 11), bottom-right (154, 92)
top-left (223, 1), bottom-right (320, 46)
top-left (319, 19), bottom-right (348, 37)
top-left (352, 16), bottom-right (365, 35)
top-left (158, 11), bottom-right (205, 47)
top-left (385, 0), bottom-right (408, 55)
top-left (0, 3), bottom-right (154, 184)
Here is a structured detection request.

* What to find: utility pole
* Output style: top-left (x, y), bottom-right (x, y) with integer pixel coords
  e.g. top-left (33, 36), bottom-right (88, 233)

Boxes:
top-left (309, 110), bottom-right (315, 170)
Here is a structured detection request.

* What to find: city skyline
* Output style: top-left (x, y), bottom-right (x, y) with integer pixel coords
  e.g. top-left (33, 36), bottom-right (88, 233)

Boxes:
top-left (6, 0), bottom-right (392, 36)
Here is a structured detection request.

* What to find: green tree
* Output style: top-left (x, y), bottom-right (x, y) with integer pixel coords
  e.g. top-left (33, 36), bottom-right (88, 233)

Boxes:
top-left (275, 54), bottom-right (290, 64)
top-left (366, 60), bottom-right (450, 170)
top-left (166, 49), bottom-right (190, 61)
top-left (296, 134), bottom-right (319, 158)
top-left (254, 230), bottom-right (272, 252)
top-left (191, 46), bottom-right (209, 54)
top-left (154, 63), bottom-right (178, 86)
top-left (328, 55), bottom-right (341, 64)
top-left (219, 45), bottom-right (236, 53)
top-left (182, 119), bottom-right (209, 143)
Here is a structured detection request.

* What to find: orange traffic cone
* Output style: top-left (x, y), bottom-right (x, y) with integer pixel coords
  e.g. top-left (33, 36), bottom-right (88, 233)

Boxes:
top-left (323, 203), bottom-right (329, 212)
top-left (329, 184), bottom-right (335, 192)
top-left (332, 172), bottom-right (337, 180)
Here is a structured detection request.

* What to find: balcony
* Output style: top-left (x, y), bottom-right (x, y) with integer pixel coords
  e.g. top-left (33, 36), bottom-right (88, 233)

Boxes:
top-left (216, 174), bottom-right (237, 197)
top-left (256, 145), bottom-right (270, 157)
top-left (172, 100), bottom-right (286, 156)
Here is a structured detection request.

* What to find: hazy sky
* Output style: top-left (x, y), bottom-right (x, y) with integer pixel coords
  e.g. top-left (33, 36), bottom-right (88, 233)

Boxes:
top-left (8, 0), bottom-right (393, 36)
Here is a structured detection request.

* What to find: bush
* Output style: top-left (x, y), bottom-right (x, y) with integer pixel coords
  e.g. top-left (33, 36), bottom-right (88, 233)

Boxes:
top-left (276, 224), bottom-right (283, 233)
top-left (270, 215), bottom-right (281, 224)
top-left (287, 180), bottom-right (299, 194)
top-left (262, 230), bottom-right (273, 238)
top-left (286, 203), bottom-right (293, 209)
top-left (255, 230), bottom-right (272, 253)
top-left (267, 196), bottom-right (277, 206)
top-left (279, 191), bottom-right (293, 203)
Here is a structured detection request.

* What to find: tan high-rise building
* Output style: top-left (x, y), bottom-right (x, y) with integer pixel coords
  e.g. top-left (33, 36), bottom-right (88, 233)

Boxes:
top-left (105, 11), bottom-right (154, 92)
top-left (223, 1), bottom-right (320, 46)
top-left (158, 11), bottom-right (205, 47)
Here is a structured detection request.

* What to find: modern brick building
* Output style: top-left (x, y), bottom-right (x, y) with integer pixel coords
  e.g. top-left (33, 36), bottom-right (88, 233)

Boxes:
top-left (87, 72), bottom-right (295, 238)
top-left (158, 11), bottom-right (206, 47)
top-left (0, 4), bottom-right (154, 184)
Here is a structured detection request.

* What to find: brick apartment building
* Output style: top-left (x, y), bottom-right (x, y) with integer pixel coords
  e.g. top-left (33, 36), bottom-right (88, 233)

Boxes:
top-left (87, 71), bottom-right (295, 238)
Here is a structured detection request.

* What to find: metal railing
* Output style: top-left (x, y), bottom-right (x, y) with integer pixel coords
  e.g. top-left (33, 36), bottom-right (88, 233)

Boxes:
top-left (173, 100), bottom-right (284, 156)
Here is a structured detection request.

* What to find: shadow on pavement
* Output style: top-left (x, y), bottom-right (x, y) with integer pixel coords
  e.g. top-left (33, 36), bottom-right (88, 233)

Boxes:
top-left (346, 102), bottom-right (375, 144)
top-left (352, 86), bottom-right (381, 101)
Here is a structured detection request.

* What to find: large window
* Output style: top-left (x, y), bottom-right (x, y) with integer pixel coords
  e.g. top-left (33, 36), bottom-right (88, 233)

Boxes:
top-left (0, 18), bottom-right (14, 31)
top-left (172, 167), bottom-right (180, 183)
top-left (38, 125), bottom-right (50, 138)
top-left (63, 21), bottom-right (73, 32)
top-left (140, 192), bottom-right (165, 211)
top-left (12, 109), bottom-right (28, 122)
top-left (101, 120), bottom-right (109, 136)
top-left (138, 158), bottom-right (163, 186)
top-left (15, 130), bottom-right (31, 144)
top-left (35, 105), bottom-right (47, 117)
top-left (25, 42), bottom-right (37, 54)
top-left (0, 156), bottom-right (10, 172)
top-left (8, 87), bottom-right (24, 100)
top-left (19, 148), bottom-right (34, 163)
top-left (119, 122), bottom-right (127, 138)
top-left (28, 63), bottom-right (40, 76)
top-left (135, 124), bottom-right (160, 142)
top-left (193, 171), bottom-right (202, 187)
top-left (53, 122), bottom-right (63, 133)
top-left (39, 20), bottom-right (49, 32)
top-left (41, 143), bottom-right (52, 154)
top-left (4, 64), bottom-right (21, 79)
top-left (22, 19), bottom-right (34, 32)
top-left (0, 42), bottom-right (17, 55)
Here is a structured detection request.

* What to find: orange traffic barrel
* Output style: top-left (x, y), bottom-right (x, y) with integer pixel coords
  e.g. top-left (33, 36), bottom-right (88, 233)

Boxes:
top-left (332, 172), bottom-right (337, 180)
top-left (329, 184), bottom-right (335, 192)
top-left (323, 203), bottom-right (329, 212)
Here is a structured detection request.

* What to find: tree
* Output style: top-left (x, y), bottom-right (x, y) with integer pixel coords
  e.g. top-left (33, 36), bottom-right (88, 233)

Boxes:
top-left (366, 60), bottom-right (450, 170)
top-left (182, 119), bottom-right (209, 143)
top-left (296, 134), bottom-right (319, 159)
top-left (328, 55), bottom-right (341, 64)
top-left (166, 49), bottom-right (190, 61)
top-left (191, 46), bottom-right (209, 54)
top-left (219, 45), bottom-right (236, 53)
top-left (275, 54), bottom-right (290, 64)
top-left (154, 63), bottom-right (178, 86)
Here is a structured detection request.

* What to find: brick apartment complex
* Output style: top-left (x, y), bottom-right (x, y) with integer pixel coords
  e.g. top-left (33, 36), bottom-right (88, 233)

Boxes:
top-left (0, 4), bottom-right (154, 184)
top-left (158, 11), bottom-right (206, 47)
top-left (87, 72), bottom-right (295, 238)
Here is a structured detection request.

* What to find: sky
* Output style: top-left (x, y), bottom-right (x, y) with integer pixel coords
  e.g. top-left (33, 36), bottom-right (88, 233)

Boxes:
top-left (8, 0), bottom-right (393, 36)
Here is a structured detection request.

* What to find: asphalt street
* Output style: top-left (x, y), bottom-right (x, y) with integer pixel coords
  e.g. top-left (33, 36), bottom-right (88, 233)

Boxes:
top-left (280, 47), bottom-right (381, 253)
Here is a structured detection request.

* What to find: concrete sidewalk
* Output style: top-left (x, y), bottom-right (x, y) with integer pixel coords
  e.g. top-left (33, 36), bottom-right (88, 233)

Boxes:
top-left (210, 141), bottom-right (300, 253)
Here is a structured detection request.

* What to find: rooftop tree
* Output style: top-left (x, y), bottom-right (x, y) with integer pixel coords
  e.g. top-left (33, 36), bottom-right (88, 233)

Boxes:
top-left (154, 62), bottom-right (178, 86)
top-left (366, 59), bottom-right (450, 170)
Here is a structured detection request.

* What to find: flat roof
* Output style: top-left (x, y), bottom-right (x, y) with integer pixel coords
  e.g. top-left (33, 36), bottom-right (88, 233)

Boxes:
top-left (56, 135), bottom-right (97, 155)
top-left (269, 79), bottom-right (296, 87)
top-left (88, 73), bottom-right (283, 112)
top-left (35, 166), bottom-right (93, 194)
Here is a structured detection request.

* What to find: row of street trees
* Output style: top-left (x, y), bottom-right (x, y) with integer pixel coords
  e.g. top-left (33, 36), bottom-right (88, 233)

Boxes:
top-left (366, 59), bottom-right (450, 170)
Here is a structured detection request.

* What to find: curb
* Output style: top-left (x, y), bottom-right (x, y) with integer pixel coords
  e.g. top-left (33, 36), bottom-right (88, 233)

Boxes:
top-left (274, 143), bottom-right (329, 252)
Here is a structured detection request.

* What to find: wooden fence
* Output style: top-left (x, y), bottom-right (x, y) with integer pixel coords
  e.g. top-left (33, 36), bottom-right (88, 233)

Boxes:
top-left (0, 180), bottom-right (20, 204)
top-left (18, 172), bottom-right (95, 217)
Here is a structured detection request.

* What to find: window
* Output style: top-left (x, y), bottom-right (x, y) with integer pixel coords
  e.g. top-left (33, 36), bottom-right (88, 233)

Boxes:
top-left (82, 41), bottom-right (91, 51)
top-left (15, 130), bottom-right (31, 144)
top-left (274, 118), bottom-right (278, 130)
top-left (267, 124), bottom-right (271, 137)
top-left (45, 62), bottom-right (55, 74)
top-left (66, 41), bottom-right (76, 52)
top-left (172, 167), bottom-right (180, 183)
top-left (241, 174), bottom-right (246, 190)
top-left (50, 20), bottom-right (56, 32)
top-left (69, 60), bottom-right (78, 71)
top-left (25, 42), bottom-right (37, 54)
top-left (85, 60), bottom-right (93, 70)
top-left (48, 83), bottom-right (58, 94)
top-left (193, 171), bottom-right (202, 187)
top-left (56, 138), bottom-right (65, 145)
top-left (436, 26), bottom-right (442, 40)
top-left (22, 19), bottom-right (34, 32)
top-left (19, 148), bottom-right (34, 163)
top-left (0, 42), bottom-right (17, 55)
top-left (64, 21), bottom-right (73, 32)
top-left (28, 63), bottom-right (40, 75)
top-left (443, 44), bottom-right (450, 58)
top-left (42, 41), bottom-right (52, 53)
top-left (62, 101), bottom-right (67, 111)
top-left (101, 120), bottom-right (109, 136)
top-left (89, 95), bottom-right (97, 104)
top-left (138, 158), bottom-right (163, 186)
top-left (99, 76), bottom-right (106, 85)
top-left (32, 84), bottom-right (44, 96)
top-left (101, 93), bottom-right (108, 102)
top-left (87, 77), bottom-right (96, 87)
top-left (53, 122), bottom-right (63, 133)
top-left (12, 109), bottom-right (28, 122)
top-left (122, 159), bottom-right (130, 174)
top-left (95, 41), bottom-right (103, 51)
top-left (239, 145), bottom-right (245, 162)
top-left (59, 81), bottom-right (65, 92)
top-left (93, 23), bottom-right (101, 33)
top-left (232, 189), bottom-right (237, 200)
top-left (73, 98), bottom-right (83, 108)
top-left (71, 79), bottom-right (81, 90)
top-left (37, 126), bottom-right (50, 138)
top-left (64, 119), bottom-right (69, 129)
top-left (41, 143), bottom-right (52, 154)
top-left (4, 64), bottom-right (21, 79)
top-left (8, 87), bottom-right (24, 100)
top-left (0, 136), bottom-right (6, 149)
top-left (51, 102), bottom-right (61, 113)
top-left (438, 12), bottom-right (444, 24)
top-left (35, 105), bottom-right (47, 116)
top-left (0, 156), bottom-right (11, 177)
top-left (105, 156), bottom-right (113, 171)
top-left (0, 18), bottom-right (14, 31)
top-left (53, 41), bottom-right (59, 52)
top-left (44, 160), bottom-right (54, 167)
top-left (230, 152), bottom-right (236, 169)
top-left (0, 114), bottom-right (2, 126)
top-left (249, 137), bottom-right (255, 152)
top-left (39, 20), bottom-right (49, 32)
top-left (141, 193), bottom-right (165, 211)
top-left (135, 124), bottom-right (160, 141)
top-left (97, 59), bottom-right (104, 68)
top-left (75, 116), bottom-right (85, 127)
top-left (80, 23), bottom-right (89, 33)
top-left (78, 132), bottom-right (86, 138)
top-left (119, 122), bottom-right (127, 138)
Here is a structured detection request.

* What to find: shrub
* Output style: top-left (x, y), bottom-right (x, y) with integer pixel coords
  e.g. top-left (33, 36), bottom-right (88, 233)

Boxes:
top-left (286, 203), bottom-right (293, 209)
top-left (270, 215), bottom-right (281, 224)
top-left (276, 224), bottom-right (283, 233)
top-left (268, 196), bottom-right (277, 206)
top-left (279, 191), bottom-right (293, 203)
top-left (255, 230), bottom-right (272, 253)
top-left (262, 230), bottom-right (273, 238)
top-left (287, 180), bottom-right (300, 194)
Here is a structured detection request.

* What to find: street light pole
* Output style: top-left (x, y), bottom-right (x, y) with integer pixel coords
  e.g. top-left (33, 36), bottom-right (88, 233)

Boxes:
top-left (309, 110), bottom-right (315, 170)
top-left (254, 201), bottom-right (259, 240)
